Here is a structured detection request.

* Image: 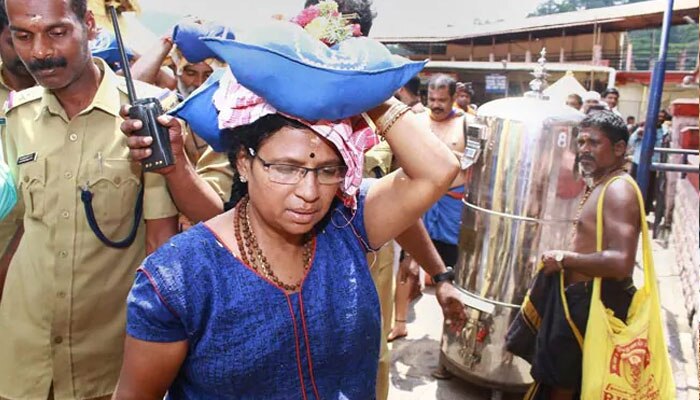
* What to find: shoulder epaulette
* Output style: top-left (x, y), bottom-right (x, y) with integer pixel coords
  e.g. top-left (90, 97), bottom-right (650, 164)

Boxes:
top-left (4, 86), bottom-right (43, 113)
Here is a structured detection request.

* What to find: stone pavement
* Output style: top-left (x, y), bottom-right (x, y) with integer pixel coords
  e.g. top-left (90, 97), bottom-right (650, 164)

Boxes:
top-left (649, 237), bottom-right (699, 400)
top-left (388, 233), bottom-right (699, 400)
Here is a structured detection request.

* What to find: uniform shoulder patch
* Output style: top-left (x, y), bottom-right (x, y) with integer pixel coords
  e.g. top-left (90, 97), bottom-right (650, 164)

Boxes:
top-left (117, 78), bottom-right (180, 113)
top-left (4, 86), bottom-right (43, 114)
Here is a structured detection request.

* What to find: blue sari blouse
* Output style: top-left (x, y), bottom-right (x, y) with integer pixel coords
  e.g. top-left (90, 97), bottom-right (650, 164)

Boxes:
top-left (126, 195), bottom-right (380, 399)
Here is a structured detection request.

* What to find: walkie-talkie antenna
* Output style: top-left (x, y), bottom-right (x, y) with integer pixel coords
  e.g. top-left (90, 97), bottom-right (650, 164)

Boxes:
top-left (108, 5), bottom-right (137, 104)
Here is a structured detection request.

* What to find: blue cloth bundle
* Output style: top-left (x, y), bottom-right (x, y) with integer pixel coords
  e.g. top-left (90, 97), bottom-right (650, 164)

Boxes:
top-left (172, 22), bottom-right (235, 63)
top-left (203, 21), bottom-right (426, 121)
top-left (89, 29), bottom-right (134, 71)
top-left (171, 20), bottom-right (425, 151)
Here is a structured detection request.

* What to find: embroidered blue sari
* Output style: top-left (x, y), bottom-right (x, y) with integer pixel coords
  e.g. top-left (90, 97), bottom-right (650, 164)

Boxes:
top-left (126, 196), bottom-right (380, 399)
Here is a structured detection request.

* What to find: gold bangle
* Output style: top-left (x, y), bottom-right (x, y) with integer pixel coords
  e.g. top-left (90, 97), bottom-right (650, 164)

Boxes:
top-left (375, 103), bottom-right (410, 137)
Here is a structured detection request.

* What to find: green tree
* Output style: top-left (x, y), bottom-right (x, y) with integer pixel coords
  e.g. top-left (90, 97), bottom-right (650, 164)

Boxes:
top-left (528, 0), bottom-right (644, 16)
top-left (528, 0), bottom-right (698, 70)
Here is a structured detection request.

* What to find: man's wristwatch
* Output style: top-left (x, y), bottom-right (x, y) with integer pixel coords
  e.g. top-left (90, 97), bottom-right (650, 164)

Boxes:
top-left (432, 267), bottom-right (455, 284)
top-left (554, 251), bottom-right (565, 270)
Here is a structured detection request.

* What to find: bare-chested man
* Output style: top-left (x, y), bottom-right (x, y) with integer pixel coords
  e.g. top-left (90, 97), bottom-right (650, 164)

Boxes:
top-left (534, 111), bottom-right (641, 399)
top-left (420, 74), bottom-right (467, 268)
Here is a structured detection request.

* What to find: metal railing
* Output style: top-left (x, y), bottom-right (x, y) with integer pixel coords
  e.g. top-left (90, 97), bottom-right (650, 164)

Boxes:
top-left (649, 146), bottom-right (698, 239)
top-left (651, 147), bottom-right (700, 174)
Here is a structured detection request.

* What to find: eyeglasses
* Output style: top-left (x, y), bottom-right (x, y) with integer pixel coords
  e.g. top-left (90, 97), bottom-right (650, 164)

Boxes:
top-left (255, 154), bottom-right (347, 185)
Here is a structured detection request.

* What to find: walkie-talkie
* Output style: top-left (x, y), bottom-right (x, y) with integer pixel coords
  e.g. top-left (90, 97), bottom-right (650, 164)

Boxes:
top-left (108, 6), bottom-right (174, 171)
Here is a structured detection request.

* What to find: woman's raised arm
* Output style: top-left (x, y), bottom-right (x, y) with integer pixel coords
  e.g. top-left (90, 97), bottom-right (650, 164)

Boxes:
top-left (363, 98), bottom-right (460, 249)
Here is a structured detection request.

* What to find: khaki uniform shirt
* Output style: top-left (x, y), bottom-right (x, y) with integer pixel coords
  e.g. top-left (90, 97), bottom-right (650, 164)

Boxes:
top-left (0, 59), bottom-right (178, 400)
top-left (363, 140), bottom-right (394, 178)
top-left (183, 129), bottom-right (232, 202)
top-left (0, 64), bottom-right (23, 256)
top-left (178, 129), bottom-right (232, 230)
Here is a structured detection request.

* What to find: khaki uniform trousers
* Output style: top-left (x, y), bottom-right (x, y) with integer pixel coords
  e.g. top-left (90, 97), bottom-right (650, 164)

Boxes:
top-left (1, 386), bottom-right (111, 400)
top-left (369, 242), bottom-right (395, 400)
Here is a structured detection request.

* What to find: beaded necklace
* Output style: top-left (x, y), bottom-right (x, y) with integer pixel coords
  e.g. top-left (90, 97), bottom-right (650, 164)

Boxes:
top-left (234, 196), bottom-right (315, 292)
top-left (570, 167), bottom-right (626, 241)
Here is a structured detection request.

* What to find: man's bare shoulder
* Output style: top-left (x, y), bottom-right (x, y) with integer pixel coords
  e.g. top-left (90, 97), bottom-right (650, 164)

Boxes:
top-left (602, 175), bottom-right (641, 221)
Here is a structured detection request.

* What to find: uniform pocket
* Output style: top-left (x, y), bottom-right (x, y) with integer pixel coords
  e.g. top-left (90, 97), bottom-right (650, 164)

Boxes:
top-left (17, 159), bottom-right (46, 220)
top-left (86, 159), bottom-right (141, 224)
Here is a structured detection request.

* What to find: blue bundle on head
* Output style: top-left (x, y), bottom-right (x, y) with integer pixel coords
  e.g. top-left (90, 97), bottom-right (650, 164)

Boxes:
top-left (90, 29), bottom-right (135, 71)
top-left (171, 20), bottom-right (425, 151)
top-left (172, 22), bottom-right (235, 63)
top-left (202, 21), bottom-right (426, 121)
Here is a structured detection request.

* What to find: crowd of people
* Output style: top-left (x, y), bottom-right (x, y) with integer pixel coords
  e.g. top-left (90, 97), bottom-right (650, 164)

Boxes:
top-left (0, 0), bottom-right (670, 399)
top-left (0, 0), bottom-right (466, 399)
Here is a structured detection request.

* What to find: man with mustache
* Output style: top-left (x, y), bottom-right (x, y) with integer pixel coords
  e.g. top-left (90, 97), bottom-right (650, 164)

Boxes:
top-left (0, 0), bottom-right (36, 302)
top-left (533, 111), bottom-right (640, 399)
top-left (420, 74), bottom-right (468, 282)
top-left (0, 0), bottom-right (178, 398)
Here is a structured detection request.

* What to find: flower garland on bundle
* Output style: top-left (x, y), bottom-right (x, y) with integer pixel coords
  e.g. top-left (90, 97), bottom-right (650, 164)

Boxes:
top-left (291, 0), bottom-right (362, 46)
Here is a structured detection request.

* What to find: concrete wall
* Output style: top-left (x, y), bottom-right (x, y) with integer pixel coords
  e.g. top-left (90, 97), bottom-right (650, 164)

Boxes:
top-left (670, 177), bottom-right (700, 358)
top-left (617, 83), bottom-right (699, 120)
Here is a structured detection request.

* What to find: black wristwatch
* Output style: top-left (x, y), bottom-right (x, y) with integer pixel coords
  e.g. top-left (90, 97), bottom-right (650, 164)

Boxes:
top-left (432, 267), bottom-right (455, 284)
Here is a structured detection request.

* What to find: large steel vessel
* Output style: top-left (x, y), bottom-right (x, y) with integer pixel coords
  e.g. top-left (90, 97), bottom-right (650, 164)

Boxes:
top-left (440, 72), bottom-right (587, 391)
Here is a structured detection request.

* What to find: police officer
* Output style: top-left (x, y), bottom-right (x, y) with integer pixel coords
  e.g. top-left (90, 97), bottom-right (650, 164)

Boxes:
top-left (0, 0), bottom-right (35, 301)
top-left (0, 0), bottom-right (178, 398)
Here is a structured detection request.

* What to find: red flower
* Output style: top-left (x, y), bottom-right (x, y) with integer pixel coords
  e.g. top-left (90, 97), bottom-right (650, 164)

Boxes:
top-left (291, 6), bottom-right (321, 27)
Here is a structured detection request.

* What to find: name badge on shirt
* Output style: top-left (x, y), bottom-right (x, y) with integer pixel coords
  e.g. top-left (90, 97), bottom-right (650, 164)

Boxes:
top-left (17, 152), bottom-right (37, 165)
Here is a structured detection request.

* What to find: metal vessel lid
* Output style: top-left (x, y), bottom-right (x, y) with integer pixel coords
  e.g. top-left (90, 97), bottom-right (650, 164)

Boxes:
top-left (524, 48), bottom-right (550, 100)
top-left (476, 96), bottom-right (585, 127)
top-left (477, 47), bottom-right (585, 126)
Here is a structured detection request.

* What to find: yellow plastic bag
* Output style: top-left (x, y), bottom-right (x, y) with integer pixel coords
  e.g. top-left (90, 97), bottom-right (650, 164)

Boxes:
top-left (580, 175), bottom-right (675, 399)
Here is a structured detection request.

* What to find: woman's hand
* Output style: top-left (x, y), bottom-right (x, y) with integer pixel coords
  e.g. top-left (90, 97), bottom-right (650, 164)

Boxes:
top-left (435, 282), bottom-right (467, 333)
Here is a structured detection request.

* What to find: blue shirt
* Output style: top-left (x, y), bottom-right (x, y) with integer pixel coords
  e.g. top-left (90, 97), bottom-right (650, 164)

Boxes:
top-left (630, 127), bottom-right (665, 164)
top-left (126, 195), bottom-right (380, 399)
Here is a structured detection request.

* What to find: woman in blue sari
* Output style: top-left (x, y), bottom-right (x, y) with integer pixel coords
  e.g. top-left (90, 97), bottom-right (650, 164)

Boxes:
top-left (111, 18), bottom-right (465, 394)
top-left (112, 80), bottom-right (461, 398)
